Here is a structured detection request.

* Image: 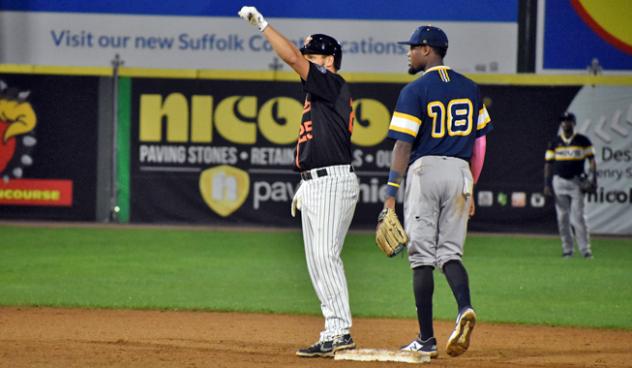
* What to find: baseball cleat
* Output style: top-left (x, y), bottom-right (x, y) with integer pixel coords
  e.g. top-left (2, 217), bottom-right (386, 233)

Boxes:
top-left (400, 336), bottom-right (438, 358)
top-left (446, 307), bottom-right (476, 357)
top-left (332, 334), bottom-right (356, 352)
top-left (296, 340), bottom-right (334, 358)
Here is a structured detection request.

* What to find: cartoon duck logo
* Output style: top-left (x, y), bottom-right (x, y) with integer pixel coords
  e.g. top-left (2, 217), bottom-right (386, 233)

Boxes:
top-left (0, 80), bottom-right (37, 181)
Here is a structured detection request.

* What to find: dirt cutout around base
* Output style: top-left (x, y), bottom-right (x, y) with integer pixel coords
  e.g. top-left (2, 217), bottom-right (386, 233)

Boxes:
top-left (1, 307), bottom-right (631, 368)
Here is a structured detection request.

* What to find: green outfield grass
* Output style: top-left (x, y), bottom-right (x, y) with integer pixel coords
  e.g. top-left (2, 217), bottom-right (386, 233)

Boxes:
top-left (1, 225), bottom-right (631, 329)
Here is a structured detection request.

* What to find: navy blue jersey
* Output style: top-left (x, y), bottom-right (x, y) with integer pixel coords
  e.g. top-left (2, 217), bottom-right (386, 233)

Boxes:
top-left (545, 133), bottom-right (595, 179)
top-left (295, 62), bottom-right (354, 171)
top-left (387, 66), bottom-right (493, 164)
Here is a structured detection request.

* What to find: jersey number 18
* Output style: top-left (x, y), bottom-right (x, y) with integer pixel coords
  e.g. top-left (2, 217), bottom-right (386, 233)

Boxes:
top-left (427, 98), bottom-right (473, 138)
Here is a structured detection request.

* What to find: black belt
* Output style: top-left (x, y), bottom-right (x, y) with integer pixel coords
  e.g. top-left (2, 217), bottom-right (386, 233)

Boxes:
top-left (300, 166), bottom-right (354, 181)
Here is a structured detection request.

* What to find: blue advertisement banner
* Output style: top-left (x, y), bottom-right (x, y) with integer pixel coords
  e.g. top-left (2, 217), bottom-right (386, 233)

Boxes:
top-left (0, 0), bottom-right (517, 21)
top-left (542, 0), bottom-right (632, 71)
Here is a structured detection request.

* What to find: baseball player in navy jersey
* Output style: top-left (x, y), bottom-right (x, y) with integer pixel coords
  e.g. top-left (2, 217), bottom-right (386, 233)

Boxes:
top-left (544, 112), bottom-right (597, 259)
top-left (239, 6), bottom-right (359, 358)
top-left (381, 26), bottom-right (492, 358)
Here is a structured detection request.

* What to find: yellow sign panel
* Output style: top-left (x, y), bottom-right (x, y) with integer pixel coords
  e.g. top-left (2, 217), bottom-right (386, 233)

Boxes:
top-left (138, 93), bottom-right (390, 147)
top-left (576, 0), bottom-right (632, 53)
top-left (199, 165), bottom-right (250, 217)
top-left (351, 99), bottom-right (390, 147)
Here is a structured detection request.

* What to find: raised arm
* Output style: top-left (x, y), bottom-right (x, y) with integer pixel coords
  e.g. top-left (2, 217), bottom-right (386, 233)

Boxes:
top-left (238, 6), bottom-right (310, 80)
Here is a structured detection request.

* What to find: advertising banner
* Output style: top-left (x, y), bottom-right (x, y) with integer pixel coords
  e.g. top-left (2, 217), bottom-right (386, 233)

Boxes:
top-left (2, 70), bottom-right (626, 234)
top-left (129, 77), bottom-right (602, 233)
top-left (568, 86), bottom-right (632, 235)
top-left (129, 78), bottom-right (400, 226)
top-left (537, 0), bottom-right (632, 73)
top-left (0, 1), bottom-right (518, 73)
top-left (0, 74), bottom-right (100, 220)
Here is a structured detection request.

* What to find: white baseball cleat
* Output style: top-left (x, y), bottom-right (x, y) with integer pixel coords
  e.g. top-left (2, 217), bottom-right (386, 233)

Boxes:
top-left (446, 307), bottom-right (476, 357)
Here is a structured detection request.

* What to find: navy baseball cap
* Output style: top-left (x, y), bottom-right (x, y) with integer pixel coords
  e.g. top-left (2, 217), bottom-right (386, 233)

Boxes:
top-left (559, 112), bottom-right (576, 122)
top-left (398, 25), bottom-right (449, 48)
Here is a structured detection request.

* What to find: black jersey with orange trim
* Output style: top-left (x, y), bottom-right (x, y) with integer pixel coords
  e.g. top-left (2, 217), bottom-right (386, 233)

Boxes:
top-left (544, 133), bottom-right (595, 179)
top-left (294, 62), bottom-right (354, 171)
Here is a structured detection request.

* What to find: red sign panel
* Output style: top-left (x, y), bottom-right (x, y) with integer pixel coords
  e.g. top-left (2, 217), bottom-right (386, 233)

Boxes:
top-left (0, 179), bottom-right (73, 207)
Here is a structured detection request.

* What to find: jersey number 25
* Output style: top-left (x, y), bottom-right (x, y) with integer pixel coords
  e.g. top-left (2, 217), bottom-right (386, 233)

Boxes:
top-left (427, 98), bottom-right (473, 138)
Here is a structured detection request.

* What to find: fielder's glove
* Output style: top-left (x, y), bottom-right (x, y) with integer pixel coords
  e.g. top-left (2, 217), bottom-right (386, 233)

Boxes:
top-left (375, 208), bottom-right (409, 257)
top-left (238, 6), bottom-right (269, 31)
top-left (578, 174), bottom-right (597, 194)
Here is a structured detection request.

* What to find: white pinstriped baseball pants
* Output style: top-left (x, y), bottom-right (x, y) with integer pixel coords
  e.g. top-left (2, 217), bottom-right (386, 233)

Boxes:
top-left (297, 164), bottom-right (359, 341)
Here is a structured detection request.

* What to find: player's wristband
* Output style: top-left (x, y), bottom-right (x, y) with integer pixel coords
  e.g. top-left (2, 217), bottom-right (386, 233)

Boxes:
top-left (386, 170), bottom-right (402, 198)
top-left (386, 184), bottom-right (399, 198)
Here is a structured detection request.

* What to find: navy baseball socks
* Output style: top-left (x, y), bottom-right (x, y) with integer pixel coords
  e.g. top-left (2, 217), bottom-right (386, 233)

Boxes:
top-left (443, 260), bottom-right (472, 312)
top-left (413, 266), bottom-right (435, 340)
top-left (410, 262), bottom-right (476, 358)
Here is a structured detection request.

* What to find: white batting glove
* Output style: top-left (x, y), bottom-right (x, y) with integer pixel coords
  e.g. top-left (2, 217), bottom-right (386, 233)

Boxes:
top-left (291, 196), bottom-right (301, 218)
top-left (238, 6), bottom-right (269, 32)
top-left (290, 183), bottom-right (303, 218)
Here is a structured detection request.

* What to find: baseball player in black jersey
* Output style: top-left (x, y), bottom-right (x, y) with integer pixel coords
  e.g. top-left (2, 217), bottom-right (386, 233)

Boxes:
top-left (239, 6), bottom-right (359, 358)
top-left (544, 112), bottom-right (597, 259)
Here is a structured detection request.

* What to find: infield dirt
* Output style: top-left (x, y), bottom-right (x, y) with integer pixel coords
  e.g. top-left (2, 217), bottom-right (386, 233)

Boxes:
top-left (1, 307), bottom-right (631, 367)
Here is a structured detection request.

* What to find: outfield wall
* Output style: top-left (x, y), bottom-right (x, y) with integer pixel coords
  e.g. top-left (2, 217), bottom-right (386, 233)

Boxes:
top-left (1, 67), bottom-right (631, 234)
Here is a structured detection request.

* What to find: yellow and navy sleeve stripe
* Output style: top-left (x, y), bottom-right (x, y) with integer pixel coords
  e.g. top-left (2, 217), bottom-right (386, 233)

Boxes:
top-left (477, 105), bottom-right (491, 130)
top-left (545, 150), bottom-right (555, 161)
top-left (585, 145), bottom-right (595, 157)
top-left (389, 111), bottom-right (421, 138)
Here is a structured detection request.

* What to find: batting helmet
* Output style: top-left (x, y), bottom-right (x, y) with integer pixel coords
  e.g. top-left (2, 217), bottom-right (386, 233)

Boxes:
top-left (300, 34), bottom-right (342, 70)
top-left (559, 112), bottom-right (576, 123)
top-left (398, 25), bottom-right (449, 49)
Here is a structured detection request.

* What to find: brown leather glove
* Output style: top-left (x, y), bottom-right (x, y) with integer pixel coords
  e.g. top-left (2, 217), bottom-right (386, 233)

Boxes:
top-left (375, 208), bottom-right (409, 257)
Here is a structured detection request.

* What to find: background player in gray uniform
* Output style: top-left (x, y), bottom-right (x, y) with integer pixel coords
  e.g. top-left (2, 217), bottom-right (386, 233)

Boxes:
top-left (544, 112), bottom-right (597, 259)
top-left (239, 6), bottom-right (359, 358)
top-left (381, 26), bottom-right (492, 358)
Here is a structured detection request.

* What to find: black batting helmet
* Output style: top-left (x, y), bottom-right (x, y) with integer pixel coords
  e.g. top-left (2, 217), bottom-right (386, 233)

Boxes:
top-left (559, 112), bottom-right (576, 123)
top-left (300, 34), bottom-right (342, 70)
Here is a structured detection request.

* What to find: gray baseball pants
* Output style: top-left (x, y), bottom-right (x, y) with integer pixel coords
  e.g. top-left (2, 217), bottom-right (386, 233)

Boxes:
top-left (404, 156), bottom-right (472, 270)
top-left (552, 175), bottom-right (592, 256)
